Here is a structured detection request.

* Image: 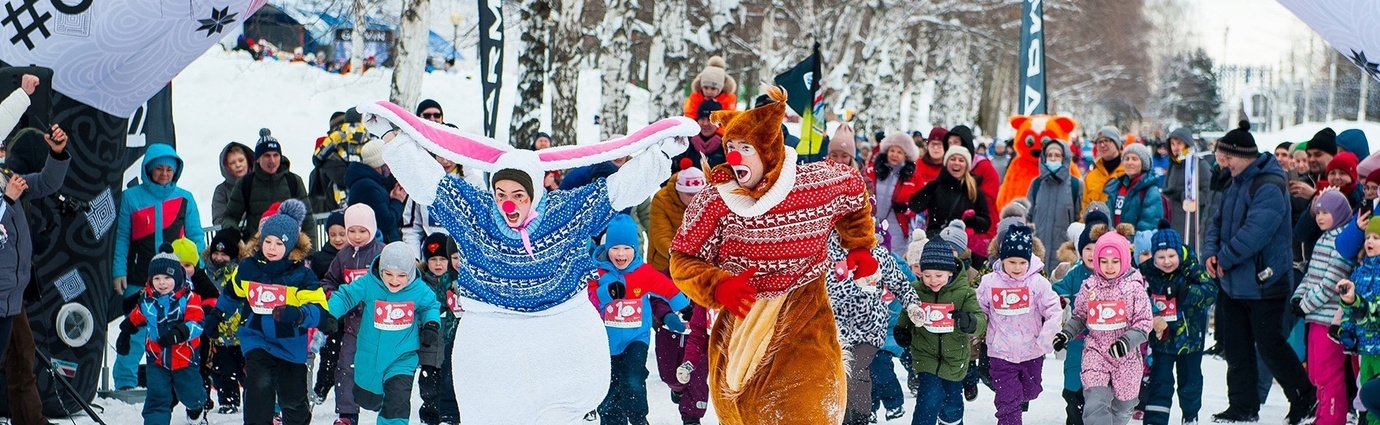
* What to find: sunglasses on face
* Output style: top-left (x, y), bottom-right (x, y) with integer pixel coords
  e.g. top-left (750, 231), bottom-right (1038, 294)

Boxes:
top-left (422, 113), bottom-right (443, 119)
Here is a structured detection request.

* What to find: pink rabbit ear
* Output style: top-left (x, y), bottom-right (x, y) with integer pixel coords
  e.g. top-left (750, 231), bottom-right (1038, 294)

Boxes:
top-left (356, 100), bottom-right (510, 171)
top-left (536, 117), bottom-right (699, 170)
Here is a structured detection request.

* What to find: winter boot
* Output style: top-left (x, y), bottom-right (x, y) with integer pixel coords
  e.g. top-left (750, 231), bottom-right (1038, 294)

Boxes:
top-left (886, 406), bottom-right (906, 420)
top-left (1063, 389), bottom-right (1085, 425)
top-left (1210, 407), bottom-right (1260, 423)
top-left (217, 404), bottom-right (240, 415)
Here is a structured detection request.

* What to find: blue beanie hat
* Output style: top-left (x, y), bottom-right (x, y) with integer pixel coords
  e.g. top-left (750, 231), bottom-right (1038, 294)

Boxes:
top-left (1151, 221), bottom-right (1184, 260)
top-left (601, 214), bottom-right (640, 253)
top-left (260, 199), bottom-right (307, 250)
top-left (999, 223), bottom-right (1034, 261)
top-left (148, 245), bottom-right (186, 286)
top-left (145, 156), bottom-right (178, 176)
top-left (254, 128), bottom-right (281, 157)
top-left (920, 239), bottom-right (958, 273)
top-left (1133, 231), bottom-right (1154, 257)
top-left (325, 210), bottom-right (345, 230)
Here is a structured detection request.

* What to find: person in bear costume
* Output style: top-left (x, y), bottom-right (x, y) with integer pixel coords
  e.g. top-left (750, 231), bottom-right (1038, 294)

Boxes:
top-left (670, 87), bottom-right (878, 425)
top-left (997, 114), bottom-right (1080, 210)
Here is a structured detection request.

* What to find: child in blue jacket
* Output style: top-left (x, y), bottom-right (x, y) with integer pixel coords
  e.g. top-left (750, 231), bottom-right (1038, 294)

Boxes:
top-left (588, 214), bottom-right (690, 425)
top-left (116, 250), bottom-right (207, 425)
top-left (219, 200), bottom-right (332, 425)
top-left (326, 242), bottom-right (444, 425)
top-left (1138, 225), bottom-right (1216, 425)
top-left (1339, 213), bottom-right (1380, 425)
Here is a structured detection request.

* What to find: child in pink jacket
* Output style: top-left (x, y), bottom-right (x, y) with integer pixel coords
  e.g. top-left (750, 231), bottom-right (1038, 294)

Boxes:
top-left (1054, 232), bottom-right (1154, 425)
top-left (976, 223), bottom-right (1063, 425)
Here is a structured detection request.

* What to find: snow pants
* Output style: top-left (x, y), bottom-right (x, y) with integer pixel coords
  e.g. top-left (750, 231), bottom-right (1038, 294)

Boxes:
top-left (211, 344), bottom-right (245, 408)
top-left (1360, 355), bottom-right (1380, 425)
top-left (1142, 351), bottom-right (1203, 425)
top-left (599, 342), bottom-right (650, 425)
top-left (418, 340), bottom-right (460, 424)
top-left (871, 350), bottom-right (906, 413)
top-left (1309, 322), bottom-right (1350, 425)
top-left (843, 343), bottom-right (880, 425)
top-left (912, 372), bottom-right (964, 425)
top-left (143, 365), bottom-right (205, 425)
top-left (1084, 386), bottom-right (1138, 425)
top-left (243, 349), bottom-right (310, 425)
top-left (652, 313), bottom-right (709, 420)
top-left (991, 357), bottom-right (1044, 425)
top-left (355, 374), bottom-right (414, 425)
top-left (334, 331), bottom-right (359, 416)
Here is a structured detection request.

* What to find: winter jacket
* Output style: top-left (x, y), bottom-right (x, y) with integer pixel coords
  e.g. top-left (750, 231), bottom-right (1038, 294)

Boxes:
top-left (1139, 252), bottom-right (1216, 354)
top-left (128, 276), bottom-right (204, 370)
top-left (321, 240), bottom-right (385, 335)
top-left (1027, 141), bottom-right (1082, 274)
top-left (1204, 154), bottom-right (1293, 300)
top-left (327, 258), bottom-right (441, 394)
top-left (867, 160), bottom-right (925, 243)
top-left (908, 170), bottom-right (992, 240)
top-left (219, 158), bottom-right (309, 238)
top-left (222, 248), bottom-right (328, 364)
top-left (114, 144), bottom-right (206, 285)
top-left (976, 256), bottom-right (1062, 363)
top-left (1064, 267), bottom-right (1153, 401)
top-left (1082, 158), bottom-right (1125, 213)
top-left (309, 243), bottom-right (340, 280)
top-left (682, 91), bottom-right (738, 122)
top-left (672, 134), bottom-right (726, 170)
top-left (1103, 173), bottom-right (1163, 232)
top-left (420, 269), bottom-right (461, 346)
top-left (897, 265), bottom-right (986, 382)
top-left (345, 162), bottom-right (404, 243)
top-left (1162, 155), bottom-right (1189, 232)
top-left (1293, 226), bottom-right (1356, 325)
top-left (0, 141), bottom-right (69, 316)
top-left (212, 142), bottom-right (254, 221)
top-left (1054, 261), bottom-right (1091, 391)
top-left (588, 250), bottom-right (689, 356)
top-left (1342, 255), bottom-right (1380, 355)
top-left (559, 162), bottom-right (618, 191)
top-left (648, 179), bottom-right (688, 273)
top-left (824, 233), bottom-right (919, 349)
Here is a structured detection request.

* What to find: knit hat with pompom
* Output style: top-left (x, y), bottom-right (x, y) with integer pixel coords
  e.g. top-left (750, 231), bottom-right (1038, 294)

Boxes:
top-left (260, 199), bottom-right (307, 248)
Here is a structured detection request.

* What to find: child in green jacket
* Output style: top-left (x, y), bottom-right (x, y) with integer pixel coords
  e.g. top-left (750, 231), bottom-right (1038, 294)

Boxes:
top-left (897, 239), bottom-right (988, 425)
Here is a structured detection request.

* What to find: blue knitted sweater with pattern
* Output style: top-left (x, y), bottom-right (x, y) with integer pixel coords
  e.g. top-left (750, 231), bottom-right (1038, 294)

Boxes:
top-left (429, 175), bottom-right (617, 312)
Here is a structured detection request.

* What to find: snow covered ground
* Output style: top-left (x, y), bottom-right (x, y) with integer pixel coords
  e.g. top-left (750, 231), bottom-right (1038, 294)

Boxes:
top-left (54, 321), bottom-right (1289, 425)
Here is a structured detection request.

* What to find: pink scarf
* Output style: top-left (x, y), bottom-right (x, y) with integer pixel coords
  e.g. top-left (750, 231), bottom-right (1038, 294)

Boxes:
top-left (510, 209), bottom-right (541, 259)
top-left (691, 134), bottom-right (721, 155)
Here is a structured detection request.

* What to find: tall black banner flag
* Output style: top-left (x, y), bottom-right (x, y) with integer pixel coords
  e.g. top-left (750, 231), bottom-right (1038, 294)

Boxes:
top-left (1019, 0), bottom-right (1046, 115)
top-left (478, 0), bottom-right (504, 138)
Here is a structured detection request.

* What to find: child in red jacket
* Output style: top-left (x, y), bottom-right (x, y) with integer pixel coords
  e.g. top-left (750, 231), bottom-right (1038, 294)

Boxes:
top-left (682, 56), bottom-right (738, 120)
top-left (116, 250), bottom-right (208, 425)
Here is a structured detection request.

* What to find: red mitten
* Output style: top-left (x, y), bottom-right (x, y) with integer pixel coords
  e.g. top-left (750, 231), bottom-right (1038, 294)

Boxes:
top-left (714, 266), bottom-right (759, 318)
top-left (847, 249), bottom-right (878, 279)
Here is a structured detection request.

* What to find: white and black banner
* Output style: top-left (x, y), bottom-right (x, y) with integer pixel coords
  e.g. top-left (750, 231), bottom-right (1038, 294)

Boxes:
top-left (1279, 0), bottom-right (1380, 83)
top-left (1018, 0), bottom-right (1046, 115)
top-left (477, 0), bottom-right (502, 138)
top-left (0, 0), bottom-right (265, 117)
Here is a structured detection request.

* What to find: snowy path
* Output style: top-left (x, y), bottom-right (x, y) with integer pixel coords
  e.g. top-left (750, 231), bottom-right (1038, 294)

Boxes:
top-left (40, 324), bottom-right (1291, 425)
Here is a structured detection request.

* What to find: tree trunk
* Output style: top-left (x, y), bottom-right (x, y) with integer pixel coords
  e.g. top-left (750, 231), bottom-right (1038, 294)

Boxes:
top-left (600, 0), bottom-right (636, 139)
top-left (549, 0), bottom-right (587, 146)
top-left (647, 0), bottom-right (689, 119)
top-left (390, 0), bottom-right (430, 110)
top-left (509, 0), bottom-right (553, 148)
top-left (350, 0), bottom-right (367, 74)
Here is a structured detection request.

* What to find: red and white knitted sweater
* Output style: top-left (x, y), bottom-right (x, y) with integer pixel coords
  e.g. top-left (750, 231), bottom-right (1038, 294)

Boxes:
top-left (672, 155), bottom-right (869, 299)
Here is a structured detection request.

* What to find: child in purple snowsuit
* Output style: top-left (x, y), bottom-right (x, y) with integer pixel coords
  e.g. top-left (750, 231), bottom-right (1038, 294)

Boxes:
top-left (976, 223), bottom-right (1063, 425)
top-left (1055, 232), bottom-right (1154, 425)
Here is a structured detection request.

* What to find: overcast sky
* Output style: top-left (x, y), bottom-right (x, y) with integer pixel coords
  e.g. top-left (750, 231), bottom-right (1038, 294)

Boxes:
top-left (1193, 0), bottom-right (1322, 67)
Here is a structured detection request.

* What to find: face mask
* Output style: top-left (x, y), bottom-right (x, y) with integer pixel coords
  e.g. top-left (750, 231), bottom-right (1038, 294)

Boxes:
top-left (1045, 160), bottom-right (1063, 172)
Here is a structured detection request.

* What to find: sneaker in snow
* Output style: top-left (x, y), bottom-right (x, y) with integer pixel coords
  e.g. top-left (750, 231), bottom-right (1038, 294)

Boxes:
top-left (217, 404), bottom-right (240, 415)
top-left (868, 412), bottom-right (877, 424)
top-left (964, 382), bottom-right (978, 401)
top-left (187, 415), bottom-right (208, 425)
top-left (309, 390), bottom-right (327, 405)
top-left (682, 419), bottom-right (701, 425)
top-left (584, 411), bottom-right (597, 421)
top-left (1183, 416), bottom-right (1198, 425)
top-left (1286, 398), bottom-right (1318, 425)
top-left (886, 407), bottom-right (905, 420)
top-left (1211, 408), bottom-right (1260, 423)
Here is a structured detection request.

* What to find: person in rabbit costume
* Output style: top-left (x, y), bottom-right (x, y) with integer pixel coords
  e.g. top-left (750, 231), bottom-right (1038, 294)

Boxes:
top-left (670, 87), bottom-right (878, 425)
top-left (357, 100), bottom-right (698, 425)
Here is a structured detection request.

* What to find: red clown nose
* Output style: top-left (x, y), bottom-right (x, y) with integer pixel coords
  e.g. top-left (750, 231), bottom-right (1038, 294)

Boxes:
top-left (502, 201), bottom-right (517, 214)
top-left (726, 151), bottom-right (743, 166)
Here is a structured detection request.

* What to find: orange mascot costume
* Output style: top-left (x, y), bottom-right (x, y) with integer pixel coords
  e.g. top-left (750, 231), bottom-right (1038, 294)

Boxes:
top-left (670, 87), bottom-right (878, 425)
top-left (996, 114), bottom-right (1079, 209)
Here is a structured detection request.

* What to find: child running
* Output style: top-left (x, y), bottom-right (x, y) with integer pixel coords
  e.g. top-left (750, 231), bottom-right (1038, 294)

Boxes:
top-left (1138, 224), bottom-right (1217, 425)
top-left (116, 249), bottom-right (208, 425)
top-left (896, 239), bottom-right (987, 425)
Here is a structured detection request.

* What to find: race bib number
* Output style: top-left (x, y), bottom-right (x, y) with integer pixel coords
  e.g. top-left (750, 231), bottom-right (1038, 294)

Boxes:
top-left (603, 298), bottom-right (643, 328)
top-left (881, 288), bottom-right (895, 303)
top-left (1152, 295), bottom-right (1178, 322)
top-left (920, 302), bottom-right (955, 334)
top-left (343, 268), bottom-right (368, 284)
top-left (247, 282), bottom-right (287, 315)
top-left (833, 261), bottom-right (848, 280)
top-left (446, 290), bottom-right (465, 314)
top-left (1088, 300), bottom-right (1128, 331)
top-left (374, 301), bottom-right (416, 331)
top-left (990, 287), bottom-right (1031, 316)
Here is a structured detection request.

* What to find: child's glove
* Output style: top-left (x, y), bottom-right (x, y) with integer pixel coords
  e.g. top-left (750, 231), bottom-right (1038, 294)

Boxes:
top-left (1052, 331), bottom-right (1071, 352)
top-left (1329, 324), bottom-right (1344, 344)
top-left (157, 324), bottom-right (191, 346)
top-left (846, 249), bottom-right (879, 279)
top-left (605, 281), bottom-right (627, 300)
top-left (114, 327), bottom-right (134, 356)
top-left (676, 361), bottom-right (694, 385)
top-left (202, 312), bottom-right (221, 342)
top-left (891, 202), bottom-right (908, 215)
top-left (893, 325), bottom-right (913, 347)
top-left (1290, 297), bottom-right (1306, 317)
top-left (272, 305), bottom-right (303, 327)
top-left (1108, 335), bottom-right (1132, 359)
top-left (714, 267), bottom-right (759, 318)
top-left (418, 321), bottom-right (443, 369)
top-left (662, 312), bottom-right (687, 333)
top-left (952, 310), bottom-right (978, 334)
top-left (318, 314), bottom-right (339, 335)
